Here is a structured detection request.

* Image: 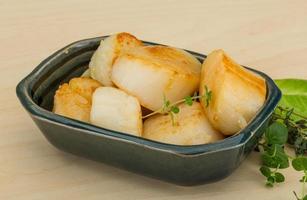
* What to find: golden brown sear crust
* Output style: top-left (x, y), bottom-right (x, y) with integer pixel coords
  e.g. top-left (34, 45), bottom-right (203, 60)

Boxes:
top-left (69, 77), bottom-right (102, 101)
top-left (53, 77), bottom-right (102, 122)
top-left (111, 32), bottom-right (143, 65)
top-left (220, 50), bottom-right (266, 97)
top-left (116, 32), bottom-right (142, 46)
top-left (121, 45), bottom-right (201, 76)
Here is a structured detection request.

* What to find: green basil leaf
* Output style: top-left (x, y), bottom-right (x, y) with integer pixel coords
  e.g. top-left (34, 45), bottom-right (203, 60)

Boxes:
top-left (303, 195), bottom-right (307, 200)
top-left (292, 156), bottom-right (307, 171)
top-left (275, 79), bottom-right (307, 119)
top-left (265, 122), bottom-right (288, 145)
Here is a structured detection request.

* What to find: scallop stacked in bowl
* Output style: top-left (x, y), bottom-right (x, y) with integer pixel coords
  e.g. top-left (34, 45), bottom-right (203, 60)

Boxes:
top-left (53, 32), bottom-right (266, 146)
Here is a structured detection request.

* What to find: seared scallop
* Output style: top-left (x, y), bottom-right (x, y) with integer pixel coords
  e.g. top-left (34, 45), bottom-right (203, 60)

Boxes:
top-left (53, 77), bottom-right (102, 122)
top-left (90, 87), bottom-right (142, 137)
top-left (199, 49), bottom-right (266, 135)
top-left (143, 102), bottom-right (223, 145)
top-left (111, 45), bottom-right (201, 111)
top-left (89, 32), bottom-right (142, 86)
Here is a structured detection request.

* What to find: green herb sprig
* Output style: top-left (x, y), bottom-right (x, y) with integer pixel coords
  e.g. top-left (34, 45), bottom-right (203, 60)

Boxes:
top-left (142, 94), bottom-right (202, 125)
top-left (259, 106), bottom-right (307, 199)
top-left (204, 85), bottom-right (212, 107)
top-left (142, 85), bottom-right (212, 124)
top-left (258, 122), bottom-right (289, 186)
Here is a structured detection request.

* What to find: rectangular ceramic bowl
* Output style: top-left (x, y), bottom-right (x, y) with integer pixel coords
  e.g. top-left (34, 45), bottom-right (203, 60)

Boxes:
top-left (16, 36), bottom-right (281, 185)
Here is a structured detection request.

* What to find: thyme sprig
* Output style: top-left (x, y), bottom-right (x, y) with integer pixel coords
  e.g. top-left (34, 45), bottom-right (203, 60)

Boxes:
top-left (142, 85), bottom-right (212, 124)
top-left (142, 94), bottom-right (203, 124)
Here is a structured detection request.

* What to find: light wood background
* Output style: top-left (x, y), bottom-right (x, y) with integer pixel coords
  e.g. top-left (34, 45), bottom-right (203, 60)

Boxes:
top-left (1, 0), bottom-right (307, 199)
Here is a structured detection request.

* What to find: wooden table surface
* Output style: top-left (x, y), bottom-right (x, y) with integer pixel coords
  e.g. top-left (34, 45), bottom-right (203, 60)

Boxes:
top-left (1, 0), bottom-right (307, 199)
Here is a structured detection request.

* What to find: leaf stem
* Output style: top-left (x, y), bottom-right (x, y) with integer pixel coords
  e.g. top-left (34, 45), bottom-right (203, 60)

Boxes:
top-left (142, 108), bottom-right (163, 119)
top-left (293, 191), bottom-right (300, 200)
top-left (273, 164), bottom-right (280, 173)
top-left (268, 145), bottom-right (277, 158)
top-left (277, 106), bottom-right (307, 120)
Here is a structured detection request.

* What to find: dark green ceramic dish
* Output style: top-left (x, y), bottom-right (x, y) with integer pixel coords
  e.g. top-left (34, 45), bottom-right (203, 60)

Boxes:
top-left (16, 36), bottom-right (281, 185)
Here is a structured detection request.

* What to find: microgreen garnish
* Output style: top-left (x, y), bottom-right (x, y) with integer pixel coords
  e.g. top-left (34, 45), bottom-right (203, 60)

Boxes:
top-left (203, 85), bottom-right (212, 107)
top-left (162, 94), bottom-right (171, 113)
top-left (184, 96), bottom-right (193, 106)
top-left (142, 85), bottom-right (212, 123)
top-left (170, 105), bottom-right (180, 114)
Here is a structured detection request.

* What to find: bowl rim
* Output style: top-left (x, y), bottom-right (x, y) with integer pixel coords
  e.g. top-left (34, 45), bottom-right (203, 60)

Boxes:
top-left (16, 36), bottom-right (281, 156)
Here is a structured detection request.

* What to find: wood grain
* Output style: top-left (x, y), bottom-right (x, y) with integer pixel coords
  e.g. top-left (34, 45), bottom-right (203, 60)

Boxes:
top-left (0, 0), bottom-right (306, 199)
